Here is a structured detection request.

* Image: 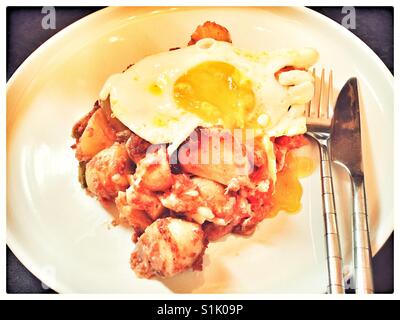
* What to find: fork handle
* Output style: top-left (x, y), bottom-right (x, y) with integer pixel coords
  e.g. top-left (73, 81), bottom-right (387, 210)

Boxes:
top-left (319, 143), bottom-right (345, 293)
top-left (351, 175), bottom-right (374, 293)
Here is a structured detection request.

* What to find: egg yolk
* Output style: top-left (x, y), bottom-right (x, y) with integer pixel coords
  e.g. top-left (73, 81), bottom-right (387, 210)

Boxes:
top-left (173, 61), bottom-right (256, 129)
top-left (268, 152), bottom-right (316, 217)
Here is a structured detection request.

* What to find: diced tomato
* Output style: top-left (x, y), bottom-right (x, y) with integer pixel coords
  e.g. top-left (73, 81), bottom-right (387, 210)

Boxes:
top-left (274, 135), bottom-right (308, 150)
top-left (247, 188), bottom-right (273, 213)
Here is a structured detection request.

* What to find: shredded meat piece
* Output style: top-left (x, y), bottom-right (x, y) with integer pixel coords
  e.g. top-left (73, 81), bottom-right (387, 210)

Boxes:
top-left (115, 130), bottom-right (132, 143)
top-left (126, 133), bottom-right (152, 164)
top-left (188, 21), bottom-right (232, 45)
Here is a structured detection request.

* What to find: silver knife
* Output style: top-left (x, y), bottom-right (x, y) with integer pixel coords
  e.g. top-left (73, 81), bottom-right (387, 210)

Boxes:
top-left (329, 77), bottom-right (374, 293)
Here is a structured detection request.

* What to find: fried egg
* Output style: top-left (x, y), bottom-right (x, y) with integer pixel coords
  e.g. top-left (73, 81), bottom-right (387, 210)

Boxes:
top-left (99, 38), bottom-right (318, 149)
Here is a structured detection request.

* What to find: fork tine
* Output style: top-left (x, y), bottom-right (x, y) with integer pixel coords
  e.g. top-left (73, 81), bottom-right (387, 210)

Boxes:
top-left (305, 97), bottom-right (311, 117)
top-left (310, 68), bottom-right (318, 117)
top-left (318, 69), bottom-right (325, 118)
top-left (328, 70), bottom-right (333, 118)
top-left (306, 69), bottom-right (332, 129)
top-left (320, 70), bottom-right (332, 119)
top-left (305, 69), bottom-right (314, 117)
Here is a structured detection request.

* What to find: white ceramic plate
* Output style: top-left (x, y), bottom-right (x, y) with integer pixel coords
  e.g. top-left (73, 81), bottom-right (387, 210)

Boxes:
top-left (7, 7), bottom-right (393, 294)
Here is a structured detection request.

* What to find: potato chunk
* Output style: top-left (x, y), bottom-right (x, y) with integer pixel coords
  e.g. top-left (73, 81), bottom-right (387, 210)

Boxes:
top-left (76, 108), bottom-right (116, 162)
top-left (115, 191), bottom-right (152, 234)
top-left (85, 143), bottom-right (132, 200)
top-left (131, 218), bottom-right (205, 278)
top-left (124, 184), bottom-right (165, 221)
top-left (134, 146), bottom-right (173, 192)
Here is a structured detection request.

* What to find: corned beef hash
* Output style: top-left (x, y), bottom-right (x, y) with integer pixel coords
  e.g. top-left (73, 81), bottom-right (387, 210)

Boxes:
top-left (71, 22), bottom-right (318, 278)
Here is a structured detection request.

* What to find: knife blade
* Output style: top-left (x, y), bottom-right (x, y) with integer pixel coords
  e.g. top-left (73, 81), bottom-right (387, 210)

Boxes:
top-left (329, 77), bottom-right (374, 293)
top-left (330, 78), bottom-right (363, 175)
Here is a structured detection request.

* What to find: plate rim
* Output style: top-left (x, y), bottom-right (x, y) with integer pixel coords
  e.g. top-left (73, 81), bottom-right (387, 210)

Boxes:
top-left (6, 6), bottom-right (394, 294)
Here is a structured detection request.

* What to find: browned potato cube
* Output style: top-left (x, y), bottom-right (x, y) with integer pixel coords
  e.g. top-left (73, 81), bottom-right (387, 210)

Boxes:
top-left (76, 108), bottom-right (116, 161)
top-left (115, 191), bottom-right (152, 234)
top-left (136, 147), bottom-right (173, 192)
top-left (85, 143), bottom-right (132, 200)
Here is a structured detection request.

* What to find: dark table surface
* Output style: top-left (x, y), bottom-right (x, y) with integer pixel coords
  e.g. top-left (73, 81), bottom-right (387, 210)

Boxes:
top-left (6, 6), bottom-right (394, 294)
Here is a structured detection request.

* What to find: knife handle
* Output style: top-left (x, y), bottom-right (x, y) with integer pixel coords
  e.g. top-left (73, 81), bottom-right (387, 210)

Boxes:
top-left (319, 143), bottom-right (345, 294)
top-left (352, 175), bottom-right (374, 293)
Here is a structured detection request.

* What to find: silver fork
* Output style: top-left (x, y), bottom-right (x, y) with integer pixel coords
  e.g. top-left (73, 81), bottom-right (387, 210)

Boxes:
top-left (306, 69), bottom-right (345, 294)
